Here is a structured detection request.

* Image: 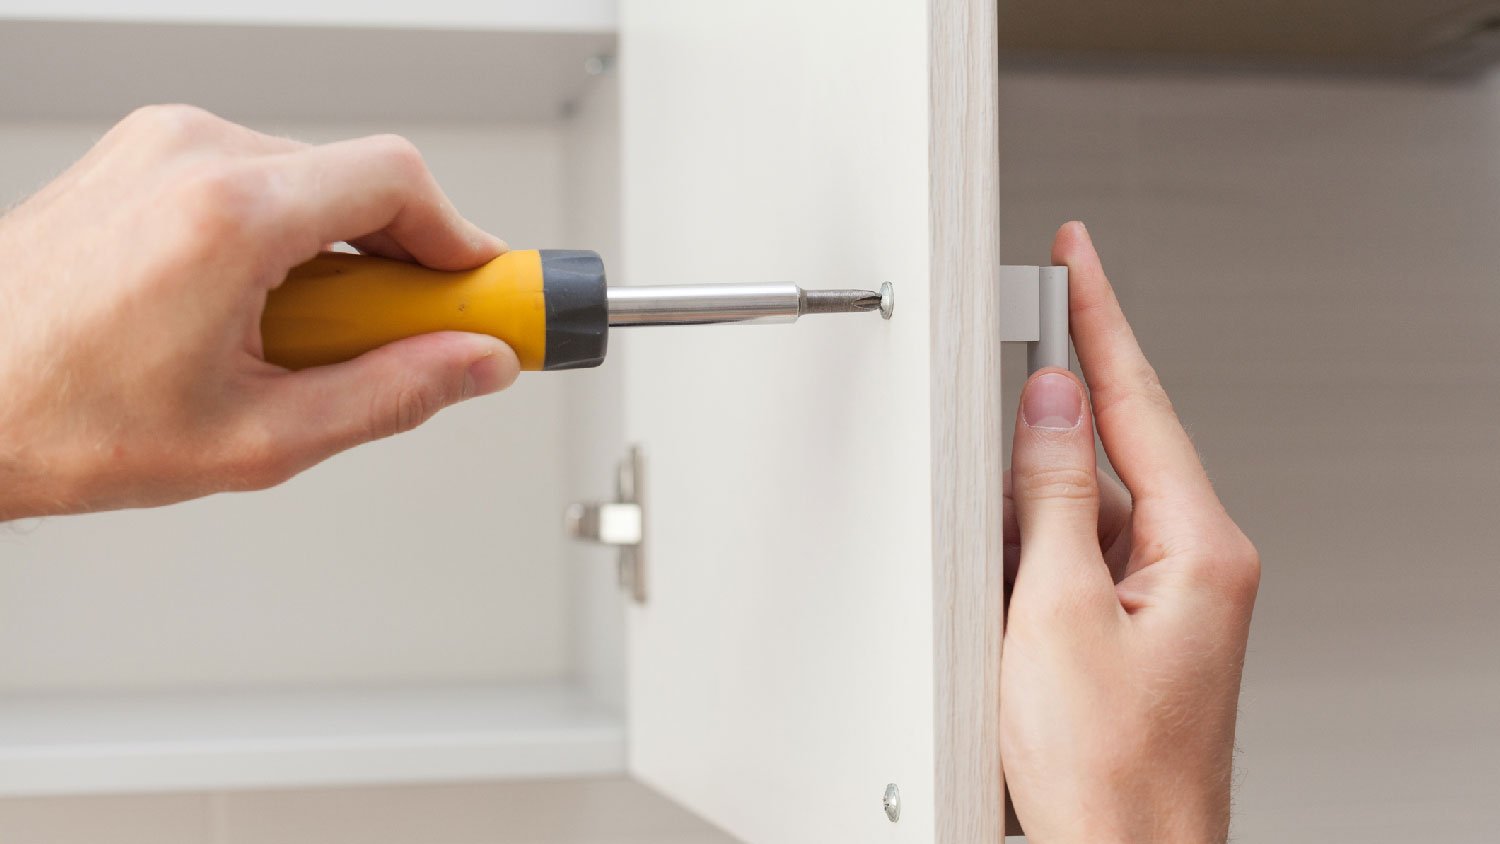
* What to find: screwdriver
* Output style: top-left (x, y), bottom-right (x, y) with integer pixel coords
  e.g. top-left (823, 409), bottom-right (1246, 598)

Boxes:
top-left (261, 250), bottom-right (894, 371)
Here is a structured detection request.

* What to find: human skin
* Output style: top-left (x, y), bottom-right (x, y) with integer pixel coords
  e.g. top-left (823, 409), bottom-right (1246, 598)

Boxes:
top-left (1002, 222), bottom-right (1261, 843)
top-left (0, 105), bottom-right (519, 519)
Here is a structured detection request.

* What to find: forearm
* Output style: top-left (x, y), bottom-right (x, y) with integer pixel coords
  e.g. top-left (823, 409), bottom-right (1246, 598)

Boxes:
top-left (1028, 780), bottom-right (1229, 844)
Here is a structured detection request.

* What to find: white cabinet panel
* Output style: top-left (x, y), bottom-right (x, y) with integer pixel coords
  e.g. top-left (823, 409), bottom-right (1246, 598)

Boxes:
top-left (0, 1), bottom-right (616, 31)
top-left (0, 22), bottom-right (614, 122)
top-left (618, 1), bottom-right (1002, 842)
top-left (0, 683), bottom-right (622, 796)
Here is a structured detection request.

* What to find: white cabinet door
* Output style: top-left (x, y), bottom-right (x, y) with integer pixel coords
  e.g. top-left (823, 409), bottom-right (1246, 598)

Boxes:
top-left (618, 2), bottom-right (1004, 842)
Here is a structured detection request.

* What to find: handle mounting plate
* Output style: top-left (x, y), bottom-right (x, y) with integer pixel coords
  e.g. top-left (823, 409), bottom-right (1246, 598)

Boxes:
top-left (566, 445), bottom-right (647, 603)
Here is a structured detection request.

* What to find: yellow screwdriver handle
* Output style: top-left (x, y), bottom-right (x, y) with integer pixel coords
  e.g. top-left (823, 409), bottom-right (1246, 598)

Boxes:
top-left (262, 250), bottom-right (608, 372)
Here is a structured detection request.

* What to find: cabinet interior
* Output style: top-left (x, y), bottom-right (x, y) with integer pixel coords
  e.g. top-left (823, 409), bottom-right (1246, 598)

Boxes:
top-left (0, 18), bottom-right (627, 797)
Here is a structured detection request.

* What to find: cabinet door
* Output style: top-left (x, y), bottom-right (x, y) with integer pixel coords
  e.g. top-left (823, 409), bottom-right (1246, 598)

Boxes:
top-left (618, 1), bottom-right (1003, 842)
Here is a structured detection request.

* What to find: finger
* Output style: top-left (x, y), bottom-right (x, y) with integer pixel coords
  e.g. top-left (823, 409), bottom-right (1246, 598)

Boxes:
top-left (1097, 472), bottom-right (1134, 581)
top-left (265, 134), bottom-right (507, 270)
top-left (1002, 469), bottom-right (1131, 585)
top-left (1004, 473), bottom-right (1020, 585)
top-left (260, 332), bottom-right (520, 471)
top-left (1097, 472), bottom-right (1131, 548)
top-left (349, 231), bottom-right (415, 263)
top-left (1009, 369), bottom-right (1117, 614)
top-left (1053, 221), bottom-right (1220, 515)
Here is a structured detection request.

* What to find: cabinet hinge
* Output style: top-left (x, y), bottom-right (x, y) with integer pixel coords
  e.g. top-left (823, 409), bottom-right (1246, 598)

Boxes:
top-left (565, 445), bottom-right (647, 603)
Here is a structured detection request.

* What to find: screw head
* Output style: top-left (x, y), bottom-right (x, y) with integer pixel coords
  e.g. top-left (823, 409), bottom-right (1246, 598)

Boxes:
top-left (882, 783), bottom-right (901, 822)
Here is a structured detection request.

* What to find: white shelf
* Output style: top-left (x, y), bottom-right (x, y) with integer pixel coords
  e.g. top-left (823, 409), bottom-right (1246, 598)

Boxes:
top-left (0, 681), bottom-right (625, 796)
top-left (0, 0), bottom-right (617, 31)
top-left (0, 19), bottom-right (616, 122)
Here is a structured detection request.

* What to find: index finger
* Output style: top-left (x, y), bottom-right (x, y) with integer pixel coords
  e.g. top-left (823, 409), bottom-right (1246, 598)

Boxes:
top-left (1053, 221), bottom-right (1220, 514)
top-left (264, 134), bottom-right (506, 271)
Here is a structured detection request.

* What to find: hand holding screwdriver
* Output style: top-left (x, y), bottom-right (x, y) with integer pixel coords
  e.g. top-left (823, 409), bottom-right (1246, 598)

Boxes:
top-left (0, 106), bottom-right (519, 518)
top-left (0, 106), bottom-right (890, 519)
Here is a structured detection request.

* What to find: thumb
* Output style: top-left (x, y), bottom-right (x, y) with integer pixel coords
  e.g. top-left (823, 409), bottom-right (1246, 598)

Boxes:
top-left (1009, 369), bottom-right (1115, 612)
top-left (271, 331), bottom-right (520, 462)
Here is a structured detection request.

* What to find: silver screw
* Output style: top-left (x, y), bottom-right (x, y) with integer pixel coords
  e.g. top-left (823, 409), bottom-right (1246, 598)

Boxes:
top-left (882, 783), bottom-right (901, 822)
top-left (878, 282), bottom-right (895, 319)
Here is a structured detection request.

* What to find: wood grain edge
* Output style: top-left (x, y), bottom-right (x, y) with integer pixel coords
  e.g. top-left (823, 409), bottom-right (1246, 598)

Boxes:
top-left (929, 0), bottom-right (1005, 842)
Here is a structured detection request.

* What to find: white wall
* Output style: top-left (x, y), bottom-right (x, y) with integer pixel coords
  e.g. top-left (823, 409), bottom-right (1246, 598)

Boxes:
top-left (1000, 68), bottom-right (1500, 841)
top-left (0, 120), bottom-right (582, 691)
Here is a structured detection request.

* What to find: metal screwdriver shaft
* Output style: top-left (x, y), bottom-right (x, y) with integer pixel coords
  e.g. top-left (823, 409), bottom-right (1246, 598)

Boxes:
top-left (606, 282), bottom-right (893, 327)
top-left (264, 251), bottom-right (893, 372)
top-left (801, 288), bottom-right (882, 314)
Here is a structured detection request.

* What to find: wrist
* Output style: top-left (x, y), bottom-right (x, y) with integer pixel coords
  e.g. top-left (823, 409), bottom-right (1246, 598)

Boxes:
top-left (0, 441), bottom-right (38, 522)
top-left (1036, 793), bottom-right (1227, 844)
top-left (0, 448), bottom-right (35, 523)
top-left (0, 414), bottom-right (65, 522)
top-left (1047, 824), bottom-right (1223, 844)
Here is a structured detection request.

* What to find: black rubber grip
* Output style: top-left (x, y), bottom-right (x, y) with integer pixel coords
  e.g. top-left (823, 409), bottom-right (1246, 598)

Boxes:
top-left (540, 250), bottom-right (609, 370)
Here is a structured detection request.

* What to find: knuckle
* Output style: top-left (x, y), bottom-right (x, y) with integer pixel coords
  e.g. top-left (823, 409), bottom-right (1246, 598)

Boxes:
top-left (1010, 579), bottom-right (1112, 634)
top-left (1094, 362), bottom-right (1175, 418)
top-left (1138, 369), bottom-right (1174, 411)
top-left (1014, 465), bottom-right (1098, 503)
top-left (370, 133), bottom-right (426, 177)
top-left (171, 164), bottom-right (272, 242)
top-left (181, 163), bottom-right (263, 210)
top-left (121, 103), bottom-right (218, 142)
top-left (1225, 531), bottom-right (1262, 599)
top-left (1132, 384), bottom-right (1175, 419)
top-left (377, 382), bottom-right (443, 439)
top-left (1179, 524), bottom-right (1262, 608)
top-left (219, 423), bottom-right (296, 491)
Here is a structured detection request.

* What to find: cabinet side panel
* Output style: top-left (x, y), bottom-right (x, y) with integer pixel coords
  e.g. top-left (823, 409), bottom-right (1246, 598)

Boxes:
top-left (558, 74), bottom-right (627, 711)
top-left (930, 1), bottom-right (1005, 842)
top-left (619, 0), bottom-right (936, 841)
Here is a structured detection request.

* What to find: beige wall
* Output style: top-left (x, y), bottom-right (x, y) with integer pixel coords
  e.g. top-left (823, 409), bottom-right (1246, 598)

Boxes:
top-left (1000, 69), bottom-right (1500, 840)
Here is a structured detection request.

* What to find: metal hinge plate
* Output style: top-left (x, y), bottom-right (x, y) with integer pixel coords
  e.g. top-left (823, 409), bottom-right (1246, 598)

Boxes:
top-left (565, 445), bottom-right (646, 603)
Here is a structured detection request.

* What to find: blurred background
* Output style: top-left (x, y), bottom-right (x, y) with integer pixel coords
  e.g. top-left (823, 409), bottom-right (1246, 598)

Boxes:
top-left (1, 1), bottom-right (1498, 842)
top-left (996, 3), bottom-right (1500, 838)
top-left (1000, 70), bottom-right (1500, 839)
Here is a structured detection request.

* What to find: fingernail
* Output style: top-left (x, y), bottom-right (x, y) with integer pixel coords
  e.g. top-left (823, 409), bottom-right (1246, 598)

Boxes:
top-left (1022, 372), bottom-right (1083, 431)
top-left (463, 353), bottom-right (507, 398)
